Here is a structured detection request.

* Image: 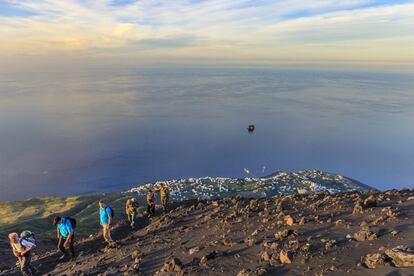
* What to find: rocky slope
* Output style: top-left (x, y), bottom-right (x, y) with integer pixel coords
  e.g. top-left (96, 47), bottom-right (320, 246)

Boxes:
top-left (2, 187), bottom-right (414, 276)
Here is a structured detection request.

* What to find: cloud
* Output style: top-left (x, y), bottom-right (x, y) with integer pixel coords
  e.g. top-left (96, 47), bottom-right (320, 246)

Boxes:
top-left (0, 0), bottom-right (413, 64)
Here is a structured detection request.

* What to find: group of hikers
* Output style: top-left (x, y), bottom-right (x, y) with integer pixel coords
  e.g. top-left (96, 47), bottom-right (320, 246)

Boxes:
top-left (8, 183), bottom-right (169, 276)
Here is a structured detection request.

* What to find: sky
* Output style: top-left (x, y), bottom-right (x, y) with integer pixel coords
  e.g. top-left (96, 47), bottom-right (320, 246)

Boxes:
top-left (0, 0), bottom-right (413, 66)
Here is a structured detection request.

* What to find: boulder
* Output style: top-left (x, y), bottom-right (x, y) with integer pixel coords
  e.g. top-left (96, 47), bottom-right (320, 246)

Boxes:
top-left (131, 250), bottom-right (142, 259)
top-left (269, 253), bottom-right (279, 266)
top-left (324, 240), bottom-right (337, 250)
top-left (301, 243), bottom-right (311, 253)
top-left (284, 215), bottom-right (294, 226)
top-left (237, 269), bottom-right (252, 276)
top-left (352, 202), bottom-right (364, 215)
top-left (260, 251), bottom-right (271, 263)
top-left (364, 253), bottom-right (386, 268)
top-left (244, 237), bottom-right (256, 246)
top-left (199, 256), bottom-right (208, 267)
top-left (161, 257), bottom-right (183, 273)
top-left (263, 240), bottom-right (278, 250)
top-left (275, 229), bottom-right (294, 240)
top-left (288, 239), bottom-right (300, 250)
top-left (200, 250), bottom-right (220, 267)
top-left (189, 246), bottom-right (200, 255)
top-left (385, 246), bottom-right (414, 267)
top-left (354, 229), bottom-right (378, 241)
top-left (280, 250), bottom-right (293, 264)
top-left (255, 267), bottom-right (267, 276)
top-left (364, 195), bottom-right (377, 208)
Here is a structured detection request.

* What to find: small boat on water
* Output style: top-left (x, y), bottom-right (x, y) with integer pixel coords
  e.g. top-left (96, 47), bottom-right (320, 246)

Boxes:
top-left (247, 124), bottom-right (255, 133)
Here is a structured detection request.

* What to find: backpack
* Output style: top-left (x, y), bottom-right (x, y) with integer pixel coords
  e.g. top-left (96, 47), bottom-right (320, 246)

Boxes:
top-left (20, 230), bottom-right (36, 245)
top-left (65, 217), bottom-right (77, 229)
top-left (107, 207), bottom-right (114, 218)
top-left (131, 198), bottom-right (139, 208)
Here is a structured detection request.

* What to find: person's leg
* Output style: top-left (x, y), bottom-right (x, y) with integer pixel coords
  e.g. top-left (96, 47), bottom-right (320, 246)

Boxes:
top-left (18, 257), bottom-right (24, 274)
top-left (69, 234), bottom-right (75, 258)
top-left (102, 225), bottom-right (108, 243)
top-left (58, 236), bottom-right (67, 256)
top-left (133, 212), bottom-right (136, 226)
top-left (128, 212), bottom-right (133, 224)
top-left (103, 224), bottom-right (114, 244)
top-left (162, 196), bottom-right (168, 211)
top-left (132, 210), bottom-right (137, 222)
top-left (106, 225), bottom-right (113, 243)
top-left (20, 252), bottom-right (32, 276)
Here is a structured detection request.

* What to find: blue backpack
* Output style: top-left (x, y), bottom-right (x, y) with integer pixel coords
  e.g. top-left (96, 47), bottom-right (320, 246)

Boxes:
top-left (107, 207), bottom-right (114, 218)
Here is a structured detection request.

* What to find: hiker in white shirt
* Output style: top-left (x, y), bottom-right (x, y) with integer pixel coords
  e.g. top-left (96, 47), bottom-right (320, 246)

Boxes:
top-left (8, 232), bottom-right (35, 276)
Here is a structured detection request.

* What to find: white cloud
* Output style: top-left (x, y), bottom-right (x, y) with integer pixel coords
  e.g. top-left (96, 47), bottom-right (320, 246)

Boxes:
top-left (0, 0), bottom-right (413, 63)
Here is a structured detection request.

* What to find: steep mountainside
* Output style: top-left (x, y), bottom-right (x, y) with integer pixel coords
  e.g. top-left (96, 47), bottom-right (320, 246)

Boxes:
top-left (1, 188), bottom-right (414, 275)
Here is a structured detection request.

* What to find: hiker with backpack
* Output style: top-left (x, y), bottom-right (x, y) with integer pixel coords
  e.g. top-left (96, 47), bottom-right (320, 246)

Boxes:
top-left (125, 198), bottom-right (139, 228)
top-left (8, 232), bottom-right (36, 276)
top-left (99, 199), bottom-right (115, 246)
top-left (159, 183), bottom-right (169, 212)
top-left (53, 216), bottom-right (76, 260)
top-left (146, 188), bottom-right (156, 217)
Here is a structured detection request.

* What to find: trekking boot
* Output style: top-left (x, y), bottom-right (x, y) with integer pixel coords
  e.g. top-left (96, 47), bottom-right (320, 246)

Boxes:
top-left (58, 255), bottom-right (69, 262)
top-left (30, 266), bottom-right (38, 274)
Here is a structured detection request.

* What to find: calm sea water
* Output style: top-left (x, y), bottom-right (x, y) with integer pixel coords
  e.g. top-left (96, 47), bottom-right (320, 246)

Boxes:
top-left (0, 66), bottom-right (413, 201)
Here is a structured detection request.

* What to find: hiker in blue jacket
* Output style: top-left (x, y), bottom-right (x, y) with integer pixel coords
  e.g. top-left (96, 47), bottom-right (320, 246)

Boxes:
top-left (99, 200), bottom-right (115, 246)
top-left (53, 216), bottom-right (76, 260)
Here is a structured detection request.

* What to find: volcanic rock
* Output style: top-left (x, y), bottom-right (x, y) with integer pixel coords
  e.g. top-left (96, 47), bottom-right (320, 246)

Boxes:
top-left (280, 250), bottom-right (293, 264)
top-left (284, 215), bottom-right (294, 226)
top-left (352, 201), bottom-right (364, 215)
top-left (260, 251), bottom-right (271, 263)
top-left (354, 228), bottom-right (378, 241)
top-left (160, 257), bottom-right (183, 273)
top-left (364, 195), bottom-right (377, 208)
top-left (385, 246), bottom-right (414, 267)
top-left (364, 253), bottom-right (387, 268)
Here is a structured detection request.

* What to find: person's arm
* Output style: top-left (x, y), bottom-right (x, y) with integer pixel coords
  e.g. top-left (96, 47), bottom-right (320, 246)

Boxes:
top-left (20, 243), bottom-right (35, 256)
top-left (64, 230), bottom-right (73, 247)
top-left (108, 208), bottom-right (112, 226)
top-left (56, 227), bottom-right (60, 239)
top-left (63, 220), bottom-right (74, 247)
top-left (10, 243), bottom-right (21, 258)
top-left (13, 249), bottom-right (21, 257)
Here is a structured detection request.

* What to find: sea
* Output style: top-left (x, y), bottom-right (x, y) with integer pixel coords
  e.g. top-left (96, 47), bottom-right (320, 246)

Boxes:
top-left (0, 65), bottom-right (413, 201)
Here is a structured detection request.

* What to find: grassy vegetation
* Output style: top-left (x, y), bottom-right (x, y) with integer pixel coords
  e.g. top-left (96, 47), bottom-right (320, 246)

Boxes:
top-left (0, 191), bottom-right (150, 244)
